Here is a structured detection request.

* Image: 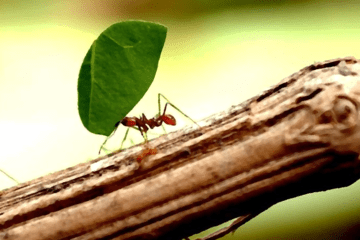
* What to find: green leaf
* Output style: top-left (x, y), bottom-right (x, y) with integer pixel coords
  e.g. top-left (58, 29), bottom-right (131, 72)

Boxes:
top-left (78, 21), bottom-right (167, 136)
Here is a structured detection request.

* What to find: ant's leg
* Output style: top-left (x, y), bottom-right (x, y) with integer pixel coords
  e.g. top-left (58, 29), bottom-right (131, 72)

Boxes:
top-left (139, 127), bottom-right (149, 145)
top-left (99, 124), bottom-right (120, 154)
top-left (158, 93), bottom-right (200, 128)
top-left (0, 169), bottom-right (19, 184)
top-left (158, 94), bottom-right (168, 133)
top-left (120, 128), bottom-right (130, 150)
top-left (120, 126), bottom-right (151, 150)
top-left (158, 93), bottom-right (164, 116)
top-left (100, 146), bottom-right (112, 154)
top-left (99, 125), bottom-right (138, 154)
top-left (143, 132), bottom-right (149, 144)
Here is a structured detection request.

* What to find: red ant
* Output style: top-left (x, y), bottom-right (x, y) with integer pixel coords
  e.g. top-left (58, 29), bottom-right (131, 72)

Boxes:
top-left (136, 147), bottom-right (158, 162)
top-left (98, 94), bottom-right (200, 154)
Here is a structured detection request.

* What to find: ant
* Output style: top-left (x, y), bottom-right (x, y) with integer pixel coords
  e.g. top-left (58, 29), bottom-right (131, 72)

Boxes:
top-left (98, 93), bottom-right (200, 154)
top-left (136, 147), bottom-right (158, 162)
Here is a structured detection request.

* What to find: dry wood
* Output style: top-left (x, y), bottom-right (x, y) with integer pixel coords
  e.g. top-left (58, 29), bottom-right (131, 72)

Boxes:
top-left (1, 57), bottom-right (360, 240)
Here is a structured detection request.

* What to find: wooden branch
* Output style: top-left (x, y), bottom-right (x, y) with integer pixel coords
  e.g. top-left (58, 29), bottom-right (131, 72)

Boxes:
top-left (1, 57), bottom-right (360, 240)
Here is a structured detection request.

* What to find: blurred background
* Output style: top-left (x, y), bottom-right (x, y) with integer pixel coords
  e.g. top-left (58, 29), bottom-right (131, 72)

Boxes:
top-left (1, 0), bottom-right (360, 239)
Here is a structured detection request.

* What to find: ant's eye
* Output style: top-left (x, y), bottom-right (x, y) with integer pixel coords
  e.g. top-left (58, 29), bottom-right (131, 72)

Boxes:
top-left (163, 115), bottom-right (176, 125)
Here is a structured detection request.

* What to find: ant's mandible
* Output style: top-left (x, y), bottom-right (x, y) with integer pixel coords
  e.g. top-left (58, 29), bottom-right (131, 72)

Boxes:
top-left (98, 93), bottom-right (200, 154)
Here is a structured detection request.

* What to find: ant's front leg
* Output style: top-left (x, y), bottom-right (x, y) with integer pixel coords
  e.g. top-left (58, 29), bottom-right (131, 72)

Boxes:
top-left (119, 128), bottom-right (130, 150)
top-left (98, 122), bottom-right (121, 154)
top-left (158, 93), bottom-right (200, 128)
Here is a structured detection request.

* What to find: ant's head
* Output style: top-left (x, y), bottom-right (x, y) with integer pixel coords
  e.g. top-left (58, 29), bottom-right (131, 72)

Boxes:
top-left (162, 114), bottom-right (176, 126)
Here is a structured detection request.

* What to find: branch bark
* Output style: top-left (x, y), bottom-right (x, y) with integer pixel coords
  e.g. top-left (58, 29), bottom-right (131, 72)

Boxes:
top-left (1, 57), bottom-right (360, 240)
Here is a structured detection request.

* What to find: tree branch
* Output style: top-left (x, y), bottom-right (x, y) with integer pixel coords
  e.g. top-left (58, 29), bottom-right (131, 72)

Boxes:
top-left (1, 57), bottom-right (360, 240)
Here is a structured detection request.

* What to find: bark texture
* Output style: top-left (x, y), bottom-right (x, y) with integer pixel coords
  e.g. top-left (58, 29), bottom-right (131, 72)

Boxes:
top-left (1, 57), bottom-right (360, 240)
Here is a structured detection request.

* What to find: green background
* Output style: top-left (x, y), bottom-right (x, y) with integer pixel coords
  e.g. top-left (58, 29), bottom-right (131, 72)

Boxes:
top-left (1, 0), bottom-right (360, 239)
